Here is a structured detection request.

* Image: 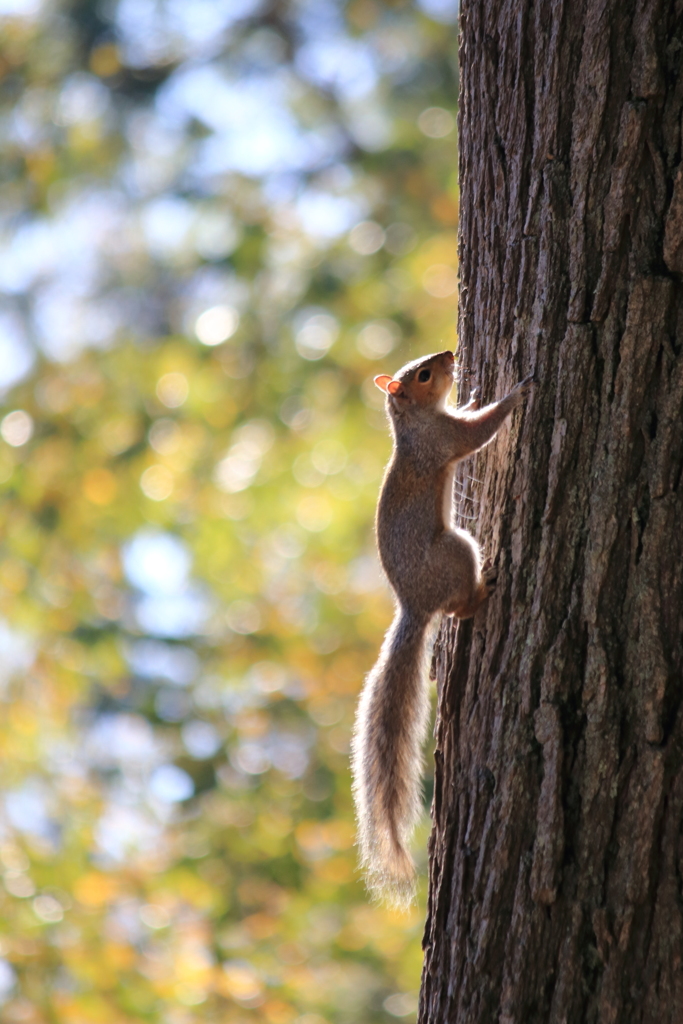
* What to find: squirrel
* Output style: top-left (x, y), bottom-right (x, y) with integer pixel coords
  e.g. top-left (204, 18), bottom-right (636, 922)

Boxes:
top-left (351, 349), bottom-right (534, 904)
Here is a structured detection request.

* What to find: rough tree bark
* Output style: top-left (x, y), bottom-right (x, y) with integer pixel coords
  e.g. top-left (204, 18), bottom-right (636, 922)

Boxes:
top-left (420, 3), bottom-right (683, 1023)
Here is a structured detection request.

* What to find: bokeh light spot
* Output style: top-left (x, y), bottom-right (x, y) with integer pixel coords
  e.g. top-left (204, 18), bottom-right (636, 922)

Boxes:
top-left (417, 106), bottom-right (455, 137)
top-left (311, 439), bottom-right (347, 475)
top-left (348, 220), bottom-right (385, 255)
top-left (226, 600), bottom-right (261, 635)
top-left (182, 720), bottom-right (221, 759)
top-left (356, 320), bottom-right (400, 359)
top-left (1, 410), bottom-right (33, 447)
top-left (157, 372), bottom-right (189, 408)
top-left (139, 904), bottom-right (170, 929)
top-left (296, 495), bottom-right (333, 533)
top-left (221, 961), bottom-right (263, 1005)
top-left (149, 764), bottom-right (194, 803)
top-left (0, 959), bottom-right (16, 1003)
top-left (384, 992), bottom-right (419, 1017)
top-left (122, 530), bottom-right (191, 595)
top-left (195, 305), bottom-right (239, 345)
top-left (422, 263), bottom-right (458, 297)
top-left (140, 465), bottom-right (174, 501)
top-left (294, 312), bottom-right (339, 361)
top-left (33, 894), bottom-right (64, 923)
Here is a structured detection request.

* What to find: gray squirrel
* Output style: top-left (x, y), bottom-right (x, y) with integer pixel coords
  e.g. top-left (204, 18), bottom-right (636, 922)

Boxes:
top-left (351, 349), bottom-right (534, 904)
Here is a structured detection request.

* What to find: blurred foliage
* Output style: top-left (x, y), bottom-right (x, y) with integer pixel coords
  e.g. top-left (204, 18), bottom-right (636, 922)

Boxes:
top-left (0, 0), bottom-right (459, 1021)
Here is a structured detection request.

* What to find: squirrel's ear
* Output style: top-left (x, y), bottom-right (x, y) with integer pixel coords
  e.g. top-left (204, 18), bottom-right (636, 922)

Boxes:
top-left (374, 375), bottom-right (393, 393)
top-left (386, 379), bottom-right (403, 396)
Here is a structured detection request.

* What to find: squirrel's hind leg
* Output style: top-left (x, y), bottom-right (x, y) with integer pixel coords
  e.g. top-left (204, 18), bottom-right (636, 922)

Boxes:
top-left (446, 556), bottom-right (496, 619)
top-left (427, 528), bottom-right (488, 618)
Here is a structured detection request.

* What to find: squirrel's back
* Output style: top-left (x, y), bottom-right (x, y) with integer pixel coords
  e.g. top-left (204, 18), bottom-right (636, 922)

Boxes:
top-left (376, 451), bottom-right (451, 593)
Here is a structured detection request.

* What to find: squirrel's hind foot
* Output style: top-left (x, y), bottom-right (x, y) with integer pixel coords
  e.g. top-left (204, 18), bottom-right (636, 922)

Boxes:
top-left (482, 557), bottom-right (498, 590)
top-left (447, 562), bottom-right (496, 619)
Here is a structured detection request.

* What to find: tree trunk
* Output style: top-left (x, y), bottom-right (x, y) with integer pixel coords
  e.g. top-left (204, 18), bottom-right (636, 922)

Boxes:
top-left (420, 2), bottom-right (683, 1023)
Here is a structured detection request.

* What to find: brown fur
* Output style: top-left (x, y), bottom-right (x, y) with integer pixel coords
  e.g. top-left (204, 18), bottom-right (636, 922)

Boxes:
top-left (351, 351), bottom-right (534, 903)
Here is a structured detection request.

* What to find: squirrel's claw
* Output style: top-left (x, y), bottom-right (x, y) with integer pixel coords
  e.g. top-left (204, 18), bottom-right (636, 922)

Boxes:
top-left (514, 373), bottom-right (536, 394)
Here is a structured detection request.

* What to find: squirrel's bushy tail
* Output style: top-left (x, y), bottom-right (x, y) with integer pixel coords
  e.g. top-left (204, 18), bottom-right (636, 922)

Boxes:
top-left (351, 606), bottom-right (432, 906)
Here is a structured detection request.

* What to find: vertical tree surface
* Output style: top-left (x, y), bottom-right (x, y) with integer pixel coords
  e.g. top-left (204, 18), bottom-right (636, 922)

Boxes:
top-left (420, 2), bottom-right (683, 1022)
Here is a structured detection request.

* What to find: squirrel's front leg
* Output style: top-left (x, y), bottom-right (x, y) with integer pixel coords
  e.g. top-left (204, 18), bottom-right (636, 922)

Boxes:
top-left (452, 374), bottom-right (534, 456)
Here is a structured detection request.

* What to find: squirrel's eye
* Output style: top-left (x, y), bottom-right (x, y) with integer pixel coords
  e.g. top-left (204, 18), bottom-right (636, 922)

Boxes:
top-left (418, 369), bottom-right (431, 383)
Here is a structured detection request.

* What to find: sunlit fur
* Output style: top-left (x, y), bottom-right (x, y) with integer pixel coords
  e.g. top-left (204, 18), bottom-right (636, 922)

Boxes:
top-left (351, 608), bottom-right (432, 905)
top-left (352, 351), bottom-right (534, 904)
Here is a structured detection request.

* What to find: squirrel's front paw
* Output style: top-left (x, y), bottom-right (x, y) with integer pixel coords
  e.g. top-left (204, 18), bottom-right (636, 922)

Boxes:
top-left (465, 386), bottom-right (481, 410)
top-left (512, 373), bottom-right (536, 402)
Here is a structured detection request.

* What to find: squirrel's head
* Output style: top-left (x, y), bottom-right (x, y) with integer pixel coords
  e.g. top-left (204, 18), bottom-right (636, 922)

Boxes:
top-left (374, 350), bottom-right (455, 414)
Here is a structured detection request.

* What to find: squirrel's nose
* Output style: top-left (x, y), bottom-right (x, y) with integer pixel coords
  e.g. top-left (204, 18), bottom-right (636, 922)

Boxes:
top-left (443, 350), bottom-right (454, 362)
